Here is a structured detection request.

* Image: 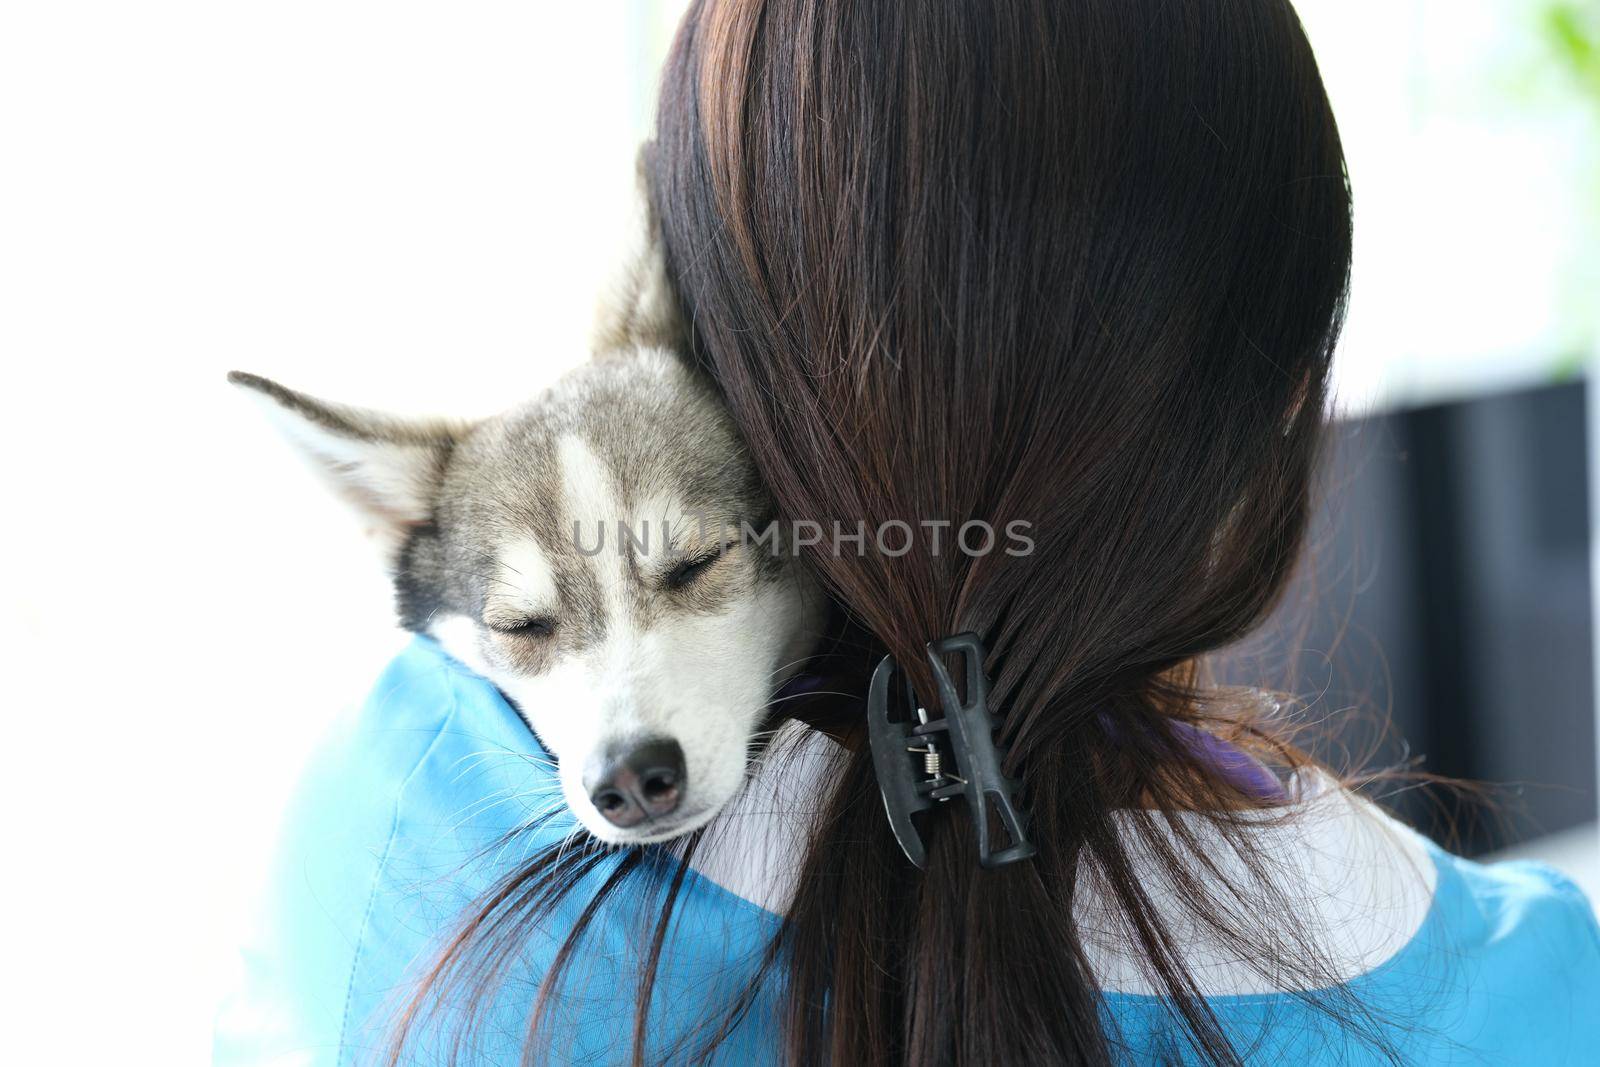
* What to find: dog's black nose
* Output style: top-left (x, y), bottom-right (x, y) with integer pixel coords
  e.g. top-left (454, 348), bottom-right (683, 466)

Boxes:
top-left (584, 738), bottom-right (687, 828)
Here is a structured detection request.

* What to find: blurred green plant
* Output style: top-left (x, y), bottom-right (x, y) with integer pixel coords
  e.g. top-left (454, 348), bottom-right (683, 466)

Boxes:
top-left (1537, 2), bottom-right (1600, 372)
top-left (1543, 2), bottom-right (1600, 108)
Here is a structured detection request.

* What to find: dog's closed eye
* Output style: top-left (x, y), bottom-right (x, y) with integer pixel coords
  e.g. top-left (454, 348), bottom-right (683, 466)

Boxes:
top-left (665, 542), bottom-right (738, 590)
top-left (487, 615), bottom-right (556, 638)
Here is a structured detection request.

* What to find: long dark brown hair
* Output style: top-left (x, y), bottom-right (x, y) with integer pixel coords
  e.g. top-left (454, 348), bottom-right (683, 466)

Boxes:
top-left (390, 1), bottom-right (1367, 1063)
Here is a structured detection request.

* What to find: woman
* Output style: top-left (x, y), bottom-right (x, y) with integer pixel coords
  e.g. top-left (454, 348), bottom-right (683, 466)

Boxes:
top-left (218, 1), bottom-right (1600, 1064)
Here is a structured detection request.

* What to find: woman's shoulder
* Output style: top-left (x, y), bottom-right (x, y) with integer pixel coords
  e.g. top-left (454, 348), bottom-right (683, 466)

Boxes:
top-left (254, 636), bottom-right (549, 907)
top-left (1094, 771), bottom-right (1600, 1064)
top-left (215, 636), bottom-right (556, 1066)
top-left (284, 634), bottom-right (549, 846)
top-left (1436, 845), bottom-right (1599, 939)
top-left (1392, 846), bottom-right (1600, 1060)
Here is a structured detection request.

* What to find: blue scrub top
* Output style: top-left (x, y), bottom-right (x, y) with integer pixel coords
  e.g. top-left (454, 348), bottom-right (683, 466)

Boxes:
top-left (216, 637), bottom-right (1600, 1065)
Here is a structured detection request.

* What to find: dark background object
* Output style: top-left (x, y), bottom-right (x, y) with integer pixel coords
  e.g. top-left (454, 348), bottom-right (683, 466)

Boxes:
top-left (1218, 380), bottom-right (1596, 854)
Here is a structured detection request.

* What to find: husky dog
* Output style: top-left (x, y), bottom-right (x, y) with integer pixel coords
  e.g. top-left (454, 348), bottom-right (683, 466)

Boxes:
top-left (232, 175), bottom-right (824, 845)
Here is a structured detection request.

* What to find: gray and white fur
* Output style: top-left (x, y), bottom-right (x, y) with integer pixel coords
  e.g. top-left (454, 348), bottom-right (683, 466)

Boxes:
top-left (232, 164), bottom-right (824, 845)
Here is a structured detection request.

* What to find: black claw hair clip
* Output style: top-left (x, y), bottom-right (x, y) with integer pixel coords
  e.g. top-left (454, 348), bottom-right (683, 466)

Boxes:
top-left (867, 632), bottom-right (1036, 870)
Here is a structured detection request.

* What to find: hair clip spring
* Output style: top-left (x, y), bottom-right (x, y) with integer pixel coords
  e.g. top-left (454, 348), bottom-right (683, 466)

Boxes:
top-left (867, 632), bottom-right (1036, 869)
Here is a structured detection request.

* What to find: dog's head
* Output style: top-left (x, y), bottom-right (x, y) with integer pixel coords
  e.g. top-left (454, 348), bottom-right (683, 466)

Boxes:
top-left (234, 166), bottom-right (824, 844)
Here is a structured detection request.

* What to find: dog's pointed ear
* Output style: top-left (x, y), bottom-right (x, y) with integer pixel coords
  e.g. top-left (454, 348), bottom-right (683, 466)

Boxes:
top-left (591, 143), bottom-right (686, 356)
top-left (229, 371), bottom-right (466, 567)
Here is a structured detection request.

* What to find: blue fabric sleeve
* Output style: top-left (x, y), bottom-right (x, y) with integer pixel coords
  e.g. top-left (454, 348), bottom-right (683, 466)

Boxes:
top-left (214, 642), bottom-right (471, 1066)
